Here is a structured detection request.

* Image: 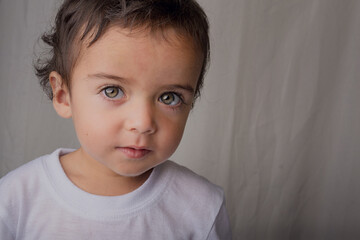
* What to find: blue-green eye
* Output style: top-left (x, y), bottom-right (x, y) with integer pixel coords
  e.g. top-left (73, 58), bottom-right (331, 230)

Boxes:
top-left (159, 92), bottom-right (182, 106)
top-left (103, 87), bottom-right (124, 99)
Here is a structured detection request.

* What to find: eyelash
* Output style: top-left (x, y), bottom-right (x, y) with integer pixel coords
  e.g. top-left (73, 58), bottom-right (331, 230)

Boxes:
top-left (160, 91), bottom-right (185, 106)
top-left (100, 85), bottom-right (125, 100)
top-left (99, 85), bottom-right (187, 108)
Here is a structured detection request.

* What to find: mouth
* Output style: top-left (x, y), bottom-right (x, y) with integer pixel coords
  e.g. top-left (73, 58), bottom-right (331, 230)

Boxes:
top-left (116, 146), bottom-right (152, 159)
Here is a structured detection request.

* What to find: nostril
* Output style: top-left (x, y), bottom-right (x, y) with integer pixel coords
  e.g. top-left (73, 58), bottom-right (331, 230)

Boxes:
top-left (128, 125), bottom-right (156, 135)
top-left (124, 103), bottom-right (157, 134)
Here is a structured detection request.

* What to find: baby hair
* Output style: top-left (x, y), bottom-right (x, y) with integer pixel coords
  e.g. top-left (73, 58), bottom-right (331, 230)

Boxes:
top-left (35, 0), bottom-right (210, 101)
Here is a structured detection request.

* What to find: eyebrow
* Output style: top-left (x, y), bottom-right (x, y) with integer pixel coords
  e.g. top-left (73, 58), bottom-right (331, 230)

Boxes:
top-left (88, 72), bottom-right (194, 94)
top-left (165, 84), bottom-right (195, 95)
top-left (87, 73), bottom-right (128, 83)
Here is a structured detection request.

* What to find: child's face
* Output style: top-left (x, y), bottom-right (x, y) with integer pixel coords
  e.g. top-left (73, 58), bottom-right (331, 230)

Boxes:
top-left (62, 27), bottom-right (202, 177)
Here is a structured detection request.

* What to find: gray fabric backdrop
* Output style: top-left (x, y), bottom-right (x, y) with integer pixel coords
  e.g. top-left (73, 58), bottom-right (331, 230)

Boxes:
top-left (1, 0), bottom-right (360, 239)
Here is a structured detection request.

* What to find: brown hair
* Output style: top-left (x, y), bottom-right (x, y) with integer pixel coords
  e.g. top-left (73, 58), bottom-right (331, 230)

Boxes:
top-left (34, 0), bottom-right (210, 100)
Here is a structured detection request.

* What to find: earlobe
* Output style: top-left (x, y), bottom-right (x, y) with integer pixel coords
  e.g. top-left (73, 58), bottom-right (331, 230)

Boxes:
top-left (49, 71), bottom-right (72, 119)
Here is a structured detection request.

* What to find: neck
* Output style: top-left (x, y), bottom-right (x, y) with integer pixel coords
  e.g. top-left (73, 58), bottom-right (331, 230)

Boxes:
top-left (59, 148), bottom-right (152, 196)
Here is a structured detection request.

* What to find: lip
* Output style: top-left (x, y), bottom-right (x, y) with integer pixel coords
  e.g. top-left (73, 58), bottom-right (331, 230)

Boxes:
top-left (116, 146), bottom-right (152, 159)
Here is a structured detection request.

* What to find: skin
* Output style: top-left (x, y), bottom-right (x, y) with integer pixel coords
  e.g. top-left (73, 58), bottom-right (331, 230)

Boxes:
top-left (49, 27), bottom-right (203, 196)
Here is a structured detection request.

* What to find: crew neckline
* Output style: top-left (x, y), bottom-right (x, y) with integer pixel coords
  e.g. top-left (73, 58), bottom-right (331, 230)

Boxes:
top-left (41, 148), bottom-right (172, 221)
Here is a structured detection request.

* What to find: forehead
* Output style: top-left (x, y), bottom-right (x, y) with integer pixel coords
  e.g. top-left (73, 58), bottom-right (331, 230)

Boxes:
top-left (71, 26), bottom-right (203, 87)
top-left (79, 25), bottom-right (200, 57)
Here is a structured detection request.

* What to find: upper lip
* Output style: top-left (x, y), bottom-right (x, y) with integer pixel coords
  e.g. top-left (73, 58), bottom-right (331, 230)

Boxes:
top-left (121, 146), bottom-right (151, 150)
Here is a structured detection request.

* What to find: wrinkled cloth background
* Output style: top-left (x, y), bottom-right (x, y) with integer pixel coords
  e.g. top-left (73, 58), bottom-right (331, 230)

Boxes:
top-left (1, 0), bottom-right (360, 239)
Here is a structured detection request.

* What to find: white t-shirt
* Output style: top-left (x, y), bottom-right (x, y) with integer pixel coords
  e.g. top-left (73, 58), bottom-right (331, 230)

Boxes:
top-left (0, 149), bottom-right (231, 239)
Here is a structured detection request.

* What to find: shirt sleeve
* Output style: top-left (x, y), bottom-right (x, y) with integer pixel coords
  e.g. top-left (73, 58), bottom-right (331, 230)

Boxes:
top-left (0, 216), bottom-right (15, 240)
top-left (0, 174), bottom-right (15, 240)
top-left (206, 201), bottom-right (232, 240)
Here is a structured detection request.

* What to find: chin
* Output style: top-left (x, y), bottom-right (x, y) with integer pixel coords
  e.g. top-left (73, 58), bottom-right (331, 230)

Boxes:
top-left (116, 160), bottom-right (166, 177)
top-left (115, 166), bottom-right (152, 177)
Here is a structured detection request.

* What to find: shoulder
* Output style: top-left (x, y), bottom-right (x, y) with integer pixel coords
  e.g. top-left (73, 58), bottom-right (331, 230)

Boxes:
top-left (0, 155), bottom-right (45, 192)
top-left (0, 148), bottom-right (73, 188)
top-left (0, 148), bottom-right (75, 198)
top-left (159, 160), bottom-right (225, 216)
top-left (0, 148), bottom-right (74, 203)
top-left (0, 148), bottom-right (70, 205)
top-left (0, 152), bottom-right (49, 236)
top-left (153, 161), bottom-right (229, 239)
top-left (164, 160), bottom-right (224, 200)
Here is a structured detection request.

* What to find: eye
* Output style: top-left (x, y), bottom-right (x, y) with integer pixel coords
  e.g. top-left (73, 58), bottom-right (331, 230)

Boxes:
top-left (159, 92), bottom-right (182, 106)
top-left (103, 87), bottom-right (124, 99)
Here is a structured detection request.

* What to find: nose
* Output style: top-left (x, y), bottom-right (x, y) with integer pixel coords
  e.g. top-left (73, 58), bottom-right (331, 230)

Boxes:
top-left (124, 100), bottom-right (157, 135)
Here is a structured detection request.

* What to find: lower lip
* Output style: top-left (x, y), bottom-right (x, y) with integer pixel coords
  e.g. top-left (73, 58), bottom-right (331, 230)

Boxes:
top-left (117, 147), bottom-right (151, 159)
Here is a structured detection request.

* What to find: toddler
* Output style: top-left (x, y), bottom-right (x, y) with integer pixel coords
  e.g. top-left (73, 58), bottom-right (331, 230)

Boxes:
top-left (0, 0), bottom-right (231, 239)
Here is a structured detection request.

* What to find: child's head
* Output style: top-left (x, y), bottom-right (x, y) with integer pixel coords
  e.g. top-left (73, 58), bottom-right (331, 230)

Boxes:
top-left (34, 0), bottom-right (209, 178)
top-left (35, 0), bottom-right (209, 101)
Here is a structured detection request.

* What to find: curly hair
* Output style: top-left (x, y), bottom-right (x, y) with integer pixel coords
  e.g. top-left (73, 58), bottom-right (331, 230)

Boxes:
top-left (34, 0), bottom-right (210, 100)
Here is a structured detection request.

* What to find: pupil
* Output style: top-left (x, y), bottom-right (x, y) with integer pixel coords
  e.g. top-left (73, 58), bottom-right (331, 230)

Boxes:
top-left (163, 94), bottom-right (174, 103)
top-left (105, 88), bottom-right (118, 97)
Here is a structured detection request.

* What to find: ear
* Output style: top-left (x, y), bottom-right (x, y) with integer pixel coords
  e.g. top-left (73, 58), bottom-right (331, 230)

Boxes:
top-left (49, 71), bottom-right (72, 118)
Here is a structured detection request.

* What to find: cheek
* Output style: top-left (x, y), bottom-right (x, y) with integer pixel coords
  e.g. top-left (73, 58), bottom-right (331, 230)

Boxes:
top-left (159, 113), bottom-right (189, 152)
top-left (71, 101), bottom-right (115, 145)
